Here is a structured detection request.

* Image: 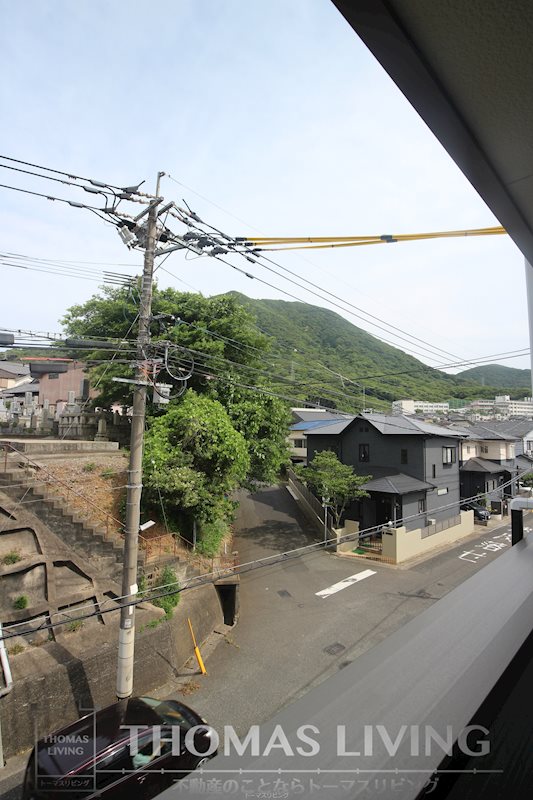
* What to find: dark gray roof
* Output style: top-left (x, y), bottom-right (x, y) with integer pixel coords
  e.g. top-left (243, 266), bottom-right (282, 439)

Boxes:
top-left (460, 457), bottom-right (508, 474)
top-left (307, 413), bottom-right (464, 438)
top-left (0, 379), bottom-right (39, 397)
top-left (458, 424), bottom-right (519, 441)
top-left (480, 419), bottom-right (533, 437)
top-left (516, 454), bottom-right (533, 470)
top-left (358, 467), bottom-right (435, 495)
top-left (362, 413), bottom-right (464, 438)
top-left (0, 362), bottom-right (29, 377)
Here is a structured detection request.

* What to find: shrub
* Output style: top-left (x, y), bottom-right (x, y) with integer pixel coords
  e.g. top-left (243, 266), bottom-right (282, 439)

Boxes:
top-left (13, 595), bottom-right (28, 610)
top-left (2, 551), bottom-right (22, 565)
top-left (68, 620), bottom-right (84, 633)
top-left (150, 566), bottom-right (180, 619)
top-left (196, 518), bottom-right (229, 557)
top-left (8, 643), bottom-right (24, 655)
top-left (100, 468), bottom-right (115, 479)
top-left (82, 462), bottom-right (96, 473)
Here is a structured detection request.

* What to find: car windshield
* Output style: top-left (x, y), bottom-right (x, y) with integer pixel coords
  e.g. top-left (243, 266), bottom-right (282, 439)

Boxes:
top-left (138, 698), bottom-right (198, 729)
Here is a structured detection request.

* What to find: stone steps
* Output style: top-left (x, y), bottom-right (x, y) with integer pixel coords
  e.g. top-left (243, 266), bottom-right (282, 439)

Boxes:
top-left (0, 468), bottom-right (144, 575)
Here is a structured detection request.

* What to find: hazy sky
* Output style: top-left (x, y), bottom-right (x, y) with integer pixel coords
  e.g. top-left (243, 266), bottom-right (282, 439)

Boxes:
top-left (1, 0), bottom-right (529, 380)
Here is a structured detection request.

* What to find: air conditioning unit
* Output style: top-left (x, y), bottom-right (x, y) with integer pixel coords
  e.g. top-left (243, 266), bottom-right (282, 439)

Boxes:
top-left (428, 518), bottom-right (437, 526)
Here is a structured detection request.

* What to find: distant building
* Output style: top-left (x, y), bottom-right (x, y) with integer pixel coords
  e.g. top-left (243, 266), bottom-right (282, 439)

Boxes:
top-left (392, 399), bottom-right (450, 416)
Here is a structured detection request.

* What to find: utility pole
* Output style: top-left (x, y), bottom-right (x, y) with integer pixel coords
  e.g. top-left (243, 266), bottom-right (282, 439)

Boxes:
top-left (116, 172), bottom-right (164, 699)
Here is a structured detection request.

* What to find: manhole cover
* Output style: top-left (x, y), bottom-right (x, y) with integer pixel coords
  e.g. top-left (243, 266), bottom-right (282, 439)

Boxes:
top-left (324, 642), bottom-right (346, 656)
top-left (277, 589), bottom-right (292, 598)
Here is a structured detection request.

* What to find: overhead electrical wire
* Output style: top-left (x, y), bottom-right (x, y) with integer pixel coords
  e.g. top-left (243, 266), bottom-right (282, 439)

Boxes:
top-left (169, 210), bottom-right (469, 364)
top-left (1, 467), bottom-right (528, 644)
top-left (0, 154), bottom-right (152, 196)
top-left (240, 226), bottom-right (507, 251)
top-left (164, 173), bottom-right (467, 359)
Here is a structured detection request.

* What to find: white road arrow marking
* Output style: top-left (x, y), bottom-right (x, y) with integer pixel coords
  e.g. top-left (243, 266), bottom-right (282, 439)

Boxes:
top-left (316, 569), bottom-right (376, 598)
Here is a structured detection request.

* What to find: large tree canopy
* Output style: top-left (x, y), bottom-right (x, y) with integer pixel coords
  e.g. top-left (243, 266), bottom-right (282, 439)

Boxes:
top-left (61, 284), bottom-right (269, 408)
top-left (61, 284), bottom-right (290, 496)
top-left (143, 390), bottom-right (250, 525)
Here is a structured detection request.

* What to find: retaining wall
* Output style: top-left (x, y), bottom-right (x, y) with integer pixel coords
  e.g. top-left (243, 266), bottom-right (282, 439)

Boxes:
top-left (0, 583), bottom-right (223, 758)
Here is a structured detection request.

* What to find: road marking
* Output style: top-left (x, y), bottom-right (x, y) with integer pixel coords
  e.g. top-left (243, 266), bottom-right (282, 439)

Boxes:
top-left (316, 569), bottom-right (376, 598)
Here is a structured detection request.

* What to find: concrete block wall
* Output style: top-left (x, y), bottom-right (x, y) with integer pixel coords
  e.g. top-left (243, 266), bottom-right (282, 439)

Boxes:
top-left (382, 510), bottom-right (475, 563)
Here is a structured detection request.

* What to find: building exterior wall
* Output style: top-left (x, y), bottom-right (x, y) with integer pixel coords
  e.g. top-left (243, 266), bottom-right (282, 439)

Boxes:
top-left (308, 424), bottom-right (462, 525)
top-left (38, 364), bottom-right (90, 406)
top-left (422, 437), bottom-right (461, 522)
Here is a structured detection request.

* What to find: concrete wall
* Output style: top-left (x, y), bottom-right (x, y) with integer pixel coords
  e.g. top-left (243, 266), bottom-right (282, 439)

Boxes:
top-left (0, 583), bottom-right (224, 758)
top-left (381, 510), bottom-right (474, 563)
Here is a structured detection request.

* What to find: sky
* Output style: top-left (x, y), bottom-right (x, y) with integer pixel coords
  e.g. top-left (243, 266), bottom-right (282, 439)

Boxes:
top-left (0, 0), bottom-right (529, 381)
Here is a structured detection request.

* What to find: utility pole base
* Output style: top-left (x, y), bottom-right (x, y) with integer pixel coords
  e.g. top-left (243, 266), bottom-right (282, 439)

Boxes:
top-left (116, 625), bottom-right (135, 698)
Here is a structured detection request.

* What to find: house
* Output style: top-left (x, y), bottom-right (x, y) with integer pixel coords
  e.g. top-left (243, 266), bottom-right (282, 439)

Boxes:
top-left (455, 423), bottom-right (521, 502)
top-left (0, 361), bottom-right (30, 390)
top-left (305, 412), bottom-right (464, 531)
top-left (288, 408), bottom-right (350, 465)
top-left (476, 418), bottom-right (533, 458)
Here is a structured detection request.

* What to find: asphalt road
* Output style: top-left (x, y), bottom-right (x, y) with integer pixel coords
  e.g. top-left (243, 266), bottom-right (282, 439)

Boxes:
top-left (173, 486), bottom-right (523, 736)
top-left (1, 486), bottom-right (523, 799)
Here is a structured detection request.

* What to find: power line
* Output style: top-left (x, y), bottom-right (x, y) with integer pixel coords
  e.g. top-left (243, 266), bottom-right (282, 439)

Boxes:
top-left (169, 199), bottom-right (471, 363)
top-left (0, 182), bottom-right (113, 212)
top-left (184, 210), bottom-right (466, 362)
top-left (0, 154), bottom-right (151, 196)
top-left (1, 467), bottom-right (527, 644)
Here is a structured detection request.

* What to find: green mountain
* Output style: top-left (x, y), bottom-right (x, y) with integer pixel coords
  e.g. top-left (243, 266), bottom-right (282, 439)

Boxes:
top-left (457, 364), bottom-right (531, 390)
top-left (225, 293), bottom-right (521, 412)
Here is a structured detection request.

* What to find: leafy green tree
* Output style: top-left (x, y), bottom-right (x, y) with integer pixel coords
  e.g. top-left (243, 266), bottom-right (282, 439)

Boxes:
top-left (143, 390), bottom-right (249, 526)
top-left (61, 285), bottom-right (290, 482)
top-left (296, 450), bottom-right (370, 528)
top-left (217, 384), bottom-right (290, 482)
top-left (61, 284), bottom-right (270, 407)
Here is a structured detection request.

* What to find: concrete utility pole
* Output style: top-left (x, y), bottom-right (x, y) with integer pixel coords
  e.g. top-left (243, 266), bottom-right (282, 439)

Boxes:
top-left (116, 172), bottom-right (164, 699)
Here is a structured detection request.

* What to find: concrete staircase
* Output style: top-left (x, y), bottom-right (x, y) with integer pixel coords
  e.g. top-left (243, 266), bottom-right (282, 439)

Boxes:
top-left (0, 467), bottom-right (145, 578)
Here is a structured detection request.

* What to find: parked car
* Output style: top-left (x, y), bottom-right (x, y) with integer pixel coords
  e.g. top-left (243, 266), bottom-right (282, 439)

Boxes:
top-left (461, 501), bottom-right (491, 520)
top-left (22, 696), bottom-right (216, 800)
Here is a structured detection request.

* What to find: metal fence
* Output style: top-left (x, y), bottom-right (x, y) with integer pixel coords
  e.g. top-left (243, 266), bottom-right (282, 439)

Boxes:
top-left (420, 514), bottom-right (461, 539)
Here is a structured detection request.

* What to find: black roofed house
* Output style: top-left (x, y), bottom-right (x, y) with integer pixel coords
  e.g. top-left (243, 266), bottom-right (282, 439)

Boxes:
top-left (305, 412), bottom-right (464, 532)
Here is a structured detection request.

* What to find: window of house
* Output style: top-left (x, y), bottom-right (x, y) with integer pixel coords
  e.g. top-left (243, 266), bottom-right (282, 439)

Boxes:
top-left (48, 373), bottom-right (59, 380)
top-left (481, 445), bottom-right (488, 454)
top-left (418, 498), bottom-right (426, 514)
top-left (527, 440), bottom-right (533, 451)
top-left (293, 439), bottom-right (305, 449)
top-left (432, 464), bottom-right (436, 479)
top-left (442, 446), bottom-right (456, 464)
top-left (401, 449), bottom-right (408, 465)
top-left (359, 444), bottom-right (370, 462)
